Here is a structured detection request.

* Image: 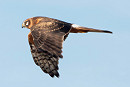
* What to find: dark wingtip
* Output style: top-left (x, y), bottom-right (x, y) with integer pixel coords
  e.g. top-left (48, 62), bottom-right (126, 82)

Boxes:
top-left (49, 71), bottom-right (60, 78)
top-left (59, 55), bottom-right (63, 58)
top-left (49, 74), bottom-right (55, 78)
top-left (55, 72), bottom-right (60, 78)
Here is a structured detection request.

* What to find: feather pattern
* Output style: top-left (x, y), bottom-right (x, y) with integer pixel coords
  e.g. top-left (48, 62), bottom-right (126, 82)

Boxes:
top-left (28, 17), bottom-right (72, 77)
top-left (30, 19), bottom-right (72, 58)
top-left (29, 42), bottom-right (59, 77)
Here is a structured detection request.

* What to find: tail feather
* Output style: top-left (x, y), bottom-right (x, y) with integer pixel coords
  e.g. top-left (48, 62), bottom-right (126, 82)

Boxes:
top-left (71, 24), bottom-right (112, 34)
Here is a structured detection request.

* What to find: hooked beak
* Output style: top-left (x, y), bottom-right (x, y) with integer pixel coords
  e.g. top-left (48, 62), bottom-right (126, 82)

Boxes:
top-left (22, 23), bottom-right (25, 28)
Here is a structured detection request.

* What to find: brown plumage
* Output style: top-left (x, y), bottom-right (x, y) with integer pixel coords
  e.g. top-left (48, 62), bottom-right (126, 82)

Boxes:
top-left (22, 16), bottom-right (112, 78)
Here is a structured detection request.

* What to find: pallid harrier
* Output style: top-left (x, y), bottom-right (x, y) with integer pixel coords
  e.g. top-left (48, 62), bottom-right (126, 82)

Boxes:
top-left (22, 16), bottom-right (112, 78)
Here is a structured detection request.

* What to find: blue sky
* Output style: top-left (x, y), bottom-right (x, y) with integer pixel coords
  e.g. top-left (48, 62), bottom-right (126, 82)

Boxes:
top-left (0, 0), bottom-right (130, 87)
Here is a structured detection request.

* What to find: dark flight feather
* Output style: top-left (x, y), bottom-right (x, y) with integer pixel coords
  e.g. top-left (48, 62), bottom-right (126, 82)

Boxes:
top-left (29, 17), bottom-right (72, 77)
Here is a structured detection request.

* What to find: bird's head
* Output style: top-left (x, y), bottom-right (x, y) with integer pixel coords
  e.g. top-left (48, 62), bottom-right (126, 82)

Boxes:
top-left (22, 18), bottom-right (32, 29)
top-left (22, 17), bottom-right (44, 29)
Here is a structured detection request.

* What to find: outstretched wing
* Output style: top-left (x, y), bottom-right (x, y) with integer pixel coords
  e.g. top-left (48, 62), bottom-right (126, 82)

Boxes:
top-left (30, 21), bottom-right (71, 58)
top-left (29, 42), bottom-right (59, 77)
top-left (29, 20), bottom-right (71, 77)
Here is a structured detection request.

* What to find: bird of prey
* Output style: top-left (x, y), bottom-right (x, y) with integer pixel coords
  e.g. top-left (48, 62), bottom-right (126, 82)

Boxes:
top-left (22, 16), bottom-right (112, 78)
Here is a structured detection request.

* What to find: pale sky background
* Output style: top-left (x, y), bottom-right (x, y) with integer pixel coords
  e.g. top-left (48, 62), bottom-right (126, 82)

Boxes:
top-left (0, 0), bottom-right (130, 87)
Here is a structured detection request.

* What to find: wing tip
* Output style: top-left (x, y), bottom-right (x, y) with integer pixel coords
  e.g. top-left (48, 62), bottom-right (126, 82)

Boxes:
top-left (49, 71), bottom-right (60, 78)
top-left (55, 72), bottom-right (60, 78)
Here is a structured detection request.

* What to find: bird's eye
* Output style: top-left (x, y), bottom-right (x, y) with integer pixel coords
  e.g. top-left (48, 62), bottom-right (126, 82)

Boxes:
top-left (26, 21), bottom-right (29, 26)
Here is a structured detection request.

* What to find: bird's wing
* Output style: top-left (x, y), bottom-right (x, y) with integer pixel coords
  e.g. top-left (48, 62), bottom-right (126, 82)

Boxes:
top-left (30, 21), bottom-right (71, 58)
top-left (29, 21), bottom-right (71, 77)
top-left (29, 41), bottom-right (59, 77)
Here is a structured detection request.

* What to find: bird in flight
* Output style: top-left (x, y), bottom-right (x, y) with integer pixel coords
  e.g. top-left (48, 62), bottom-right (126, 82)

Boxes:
top-left (22, 16), bottom-right (112, 78)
